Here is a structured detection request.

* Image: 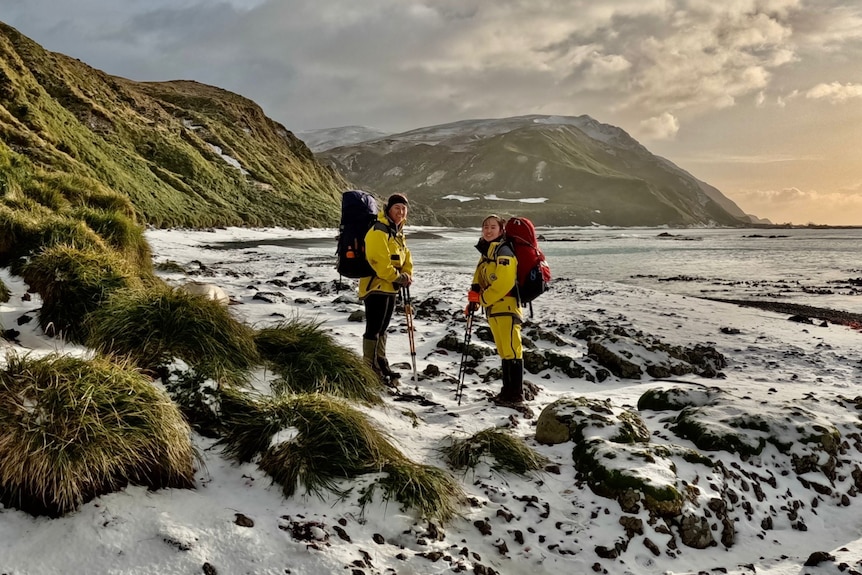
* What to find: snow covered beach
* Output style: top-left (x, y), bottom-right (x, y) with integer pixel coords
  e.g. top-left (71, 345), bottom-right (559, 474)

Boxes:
top-left (2, 226), bottom-right (862, 575)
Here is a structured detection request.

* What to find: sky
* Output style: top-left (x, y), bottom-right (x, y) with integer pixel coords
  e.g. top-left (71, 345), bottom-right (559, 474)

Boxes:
top-left (3, 225), bottom-right (862, 574)
top-left (1, 0), bottom-right (862, 225)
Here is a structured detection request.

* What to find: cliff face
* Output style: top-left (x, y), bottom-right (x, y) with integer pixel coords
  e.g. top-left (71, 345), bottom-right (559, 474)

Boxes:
top-left (0, 22), bottom-right (346, 228)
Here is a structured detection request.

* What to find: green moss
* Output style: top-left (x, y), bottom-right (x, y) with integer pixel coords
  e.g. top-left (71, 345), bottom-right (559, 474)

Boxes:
top-left (672, 407), bottom-right (765, 457)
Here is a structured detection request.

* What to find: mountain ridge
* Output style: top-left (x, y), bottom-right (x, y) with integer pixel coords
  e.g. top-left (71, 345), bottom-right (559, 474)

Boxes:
top-left (318, 115), bottom-right (757, 227)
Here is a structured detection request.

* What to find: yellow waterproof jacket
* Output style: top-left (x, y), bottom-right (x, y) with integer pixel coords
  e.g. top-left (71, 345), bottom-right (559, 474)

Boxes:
top-left (472, 238), bottom-right (521, 317)
top-left (359, 211), bottom-right (413, 299)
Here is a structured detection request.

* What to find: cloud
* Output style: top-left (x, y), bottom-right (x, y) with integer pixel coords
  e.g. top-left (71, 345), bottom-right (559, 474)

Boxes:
top-left (731, 186), bottom-right (862, 225)
top-left (805, 82), bottom-right (862, 102)
top-left (638, 112), bottom-right (679, 141)
top-left (2, 0), bottom-right (862, 134)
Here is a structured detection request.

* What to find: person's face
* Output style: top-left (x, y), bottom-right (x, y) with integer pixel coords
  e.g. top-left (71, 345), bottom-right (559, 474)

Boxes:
top-left (388, 203), bottom-right (407, 225)
top-left (482, 218), bottom-right (502, 242)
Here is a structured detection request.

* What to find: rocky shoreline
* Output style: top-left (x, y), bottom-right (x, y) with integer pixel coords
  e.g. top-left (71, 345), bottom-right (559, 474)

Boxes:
top-left (704, 297), bottom-right (862, 326)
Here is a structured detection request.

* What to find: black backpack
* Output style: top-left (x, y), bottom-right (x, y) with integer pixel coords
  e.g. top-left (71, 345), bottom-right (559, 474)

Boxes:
top-left (336, 190), bottom-right (379, 278)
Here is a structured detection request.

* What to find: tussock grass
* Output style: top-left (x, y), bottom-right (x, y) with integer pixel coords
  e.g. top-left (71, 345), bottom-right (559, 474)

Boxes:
top-left (20, 244), bottom-right (142, 342)
top-left (40, 172), bottom-right (137, 218)
top-left (255, 318), bottom-right (384, 404)
top-left (220, 391), bottom-right (464, 522)
top-left (222, 393), bottom-right (398, 491)
top-left (0, 352), bottom-right (195, 517)
top-left (71, 206), bottom-right (152, 272)
top-left (368, 460), bottom-right (463, 524)
top-left (442, 427), bottom-right (550, 475)
top-left (86, 284), bottom-right (259, 386)
top-left (0, 207), bottom-right (108, 269)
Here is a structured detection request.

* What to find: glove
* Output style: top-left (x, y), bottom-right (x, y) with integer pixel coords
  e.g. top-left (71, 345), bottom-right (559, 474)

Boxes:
top-left (464, 301), bottom-right (479, 316)
top-left (467, 290), bottom-right (481, 304)
top-left (393, 272), bottom-right (412, 287)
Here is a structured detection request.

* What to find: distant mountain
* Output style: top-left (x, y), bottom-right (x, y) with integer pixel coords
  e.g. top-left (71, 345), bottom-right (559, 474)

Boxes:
top-left (0, 22), bottom-right (346, 228)
top-left (297, 126), bottom-right (390, 153)
top-left (319, 115), bottom-right (757, 227)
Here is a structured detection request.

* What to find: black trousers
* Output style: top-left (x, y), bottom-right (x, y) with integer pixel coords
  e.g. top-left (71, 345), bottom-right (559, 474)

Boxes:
top-left (363, 293), bottom-right (396, 340)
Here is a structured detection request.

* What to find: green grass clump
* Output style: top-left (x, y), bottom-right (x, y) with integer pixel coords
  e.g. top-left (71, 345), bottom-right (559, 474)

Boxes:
top-left (20, 243), bottom-right (142, 342)
top-left (255, 318), bottom-right (384, 404)
top-left (71, 206), bottom-right (152, 272)
top-left (233, 394), bottom-right (399, 496)
top-left (0, 352), bottom-right (195, 517)
top-left (441, 427), bottom-right (549, 475)
top-left (220, 391), bottom-right (464, 522)
top-left (0, 206), bottom-right (108, 268)
top-left (368, 460), bottom-right (464, 524)
top-left (85, 284), bottom-right (259, 386)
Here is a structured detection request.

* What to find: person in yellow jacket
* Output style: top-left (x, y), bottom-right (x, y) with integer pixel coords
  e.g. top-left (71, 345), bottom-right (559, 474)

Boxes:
top-left (360, 193), bottom-right (413, 385)
top-left (466, 214), bottom-right (529, 412)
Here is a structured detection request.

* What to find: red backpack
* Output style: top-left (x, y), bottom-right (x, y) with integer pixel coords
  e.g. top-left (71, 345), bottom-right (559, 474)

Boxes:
top-left (503, 217), bottom-right (551, 305)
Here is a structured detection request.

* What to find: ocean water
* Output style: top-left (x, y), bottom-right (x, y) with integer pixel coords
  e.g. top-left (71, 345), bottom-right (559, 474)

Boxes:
top-left (406, 226), bottom-right (862, 312)
top-left (208, 226), bottom-right (862, 312)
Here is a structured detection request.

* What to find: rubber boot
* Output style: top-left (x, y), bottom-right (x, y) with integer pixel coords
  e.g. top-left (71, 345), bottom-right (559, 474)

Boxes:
top-left (494, 359), bottom-right (513, 402)
top-left (375, 333), bottom-right (401, 382)
top-left (507, 358), bottom-right (525, 403)
top-left (494, 359), bottom-right (532, 417)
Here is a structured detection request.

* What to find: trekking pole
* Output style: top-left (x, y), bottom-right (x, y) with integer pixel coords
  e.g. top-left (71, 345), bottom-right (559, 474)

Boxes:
top-left (456, 309), bottom-right (475, 406)
top-left (402, 286), bottom-right (418, 381)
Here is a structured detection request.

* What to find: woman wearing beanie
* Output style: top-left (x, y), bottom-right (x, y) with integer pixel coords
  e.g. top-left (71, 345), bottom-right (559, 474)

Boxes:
top-left (359, 193), bottom-right (413, 386)
top-left (465, 214), bottom-right (532, 417)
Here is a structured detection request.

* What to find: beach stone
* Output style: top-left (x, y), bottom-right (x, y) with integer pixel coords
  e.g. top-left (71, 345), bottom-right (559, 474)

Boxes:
top-left (679, 514), bottom-right (714, 548)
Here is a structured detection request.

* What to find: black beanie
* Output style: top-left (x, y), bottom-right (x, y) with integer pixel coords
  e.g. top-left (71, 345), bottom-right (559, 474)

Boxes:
top-left (385, 193), bottom-right (409, 211)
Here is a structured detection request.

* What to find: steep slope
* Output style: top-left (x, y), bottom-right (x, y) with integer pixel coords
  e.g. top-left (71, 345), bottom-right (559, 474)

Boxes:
top-left (320, 115), bottom-right (751, 227)
top-left (0, 22), bottom-right (345, 228)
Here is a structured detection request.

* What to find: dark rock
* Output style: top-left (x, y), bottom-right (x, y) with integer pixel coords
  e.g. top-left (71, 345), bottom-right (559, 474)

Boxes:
top-left (422, 364), bottom-right (441, 377)
top-left (474, 519), bottom-right (492, 536)
top-left (643, 537), bottom-right (661, 556)
top-left (804, 551), bottom-right (835, 566)
top-left (252, 291), bottom-right (289, 304)
top-left (233, 513), bottom-right (254, 528)
top-left (679, 514), bottom-right (714, 549)
top-left (332, 525), bottom-right (351, 542)
top-left (619, 516), bottom-right (644, 538)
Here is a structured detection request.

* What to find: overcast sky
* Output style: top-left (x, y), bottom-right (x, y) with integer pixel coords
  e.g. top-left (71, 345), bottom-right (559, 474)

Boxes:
top-left (2, 0), bottom-right (862, 225)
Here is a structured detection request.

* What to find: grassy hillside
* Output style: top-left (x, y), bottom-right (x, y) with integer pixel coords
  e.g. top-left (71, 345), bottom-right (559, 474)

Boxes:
top-left (0, 22), bottom-right (345, 229)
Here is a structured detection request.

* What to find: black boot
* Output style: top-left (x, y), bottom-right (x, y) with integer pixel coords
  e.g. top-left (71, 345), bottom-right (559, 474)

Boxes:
top-left (493, 359), bottom-right (533, 417)
top-left (507, 358), bottom-right (525, 403)
top-left (494, 359), bottom-right (514, 402)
